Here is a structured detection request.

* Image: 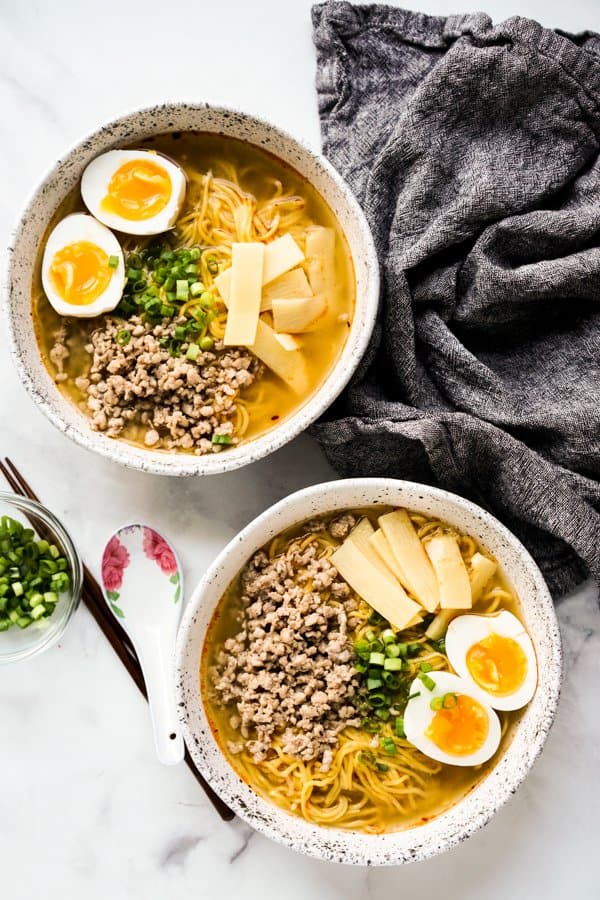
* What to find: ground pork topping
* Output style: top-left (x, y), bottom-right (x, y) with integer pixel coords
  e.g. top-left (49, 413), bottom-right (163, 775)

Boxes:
top-left (50, 315), bottom-right (261, 454)
top-left (209, 526), bottom-right (361, 769)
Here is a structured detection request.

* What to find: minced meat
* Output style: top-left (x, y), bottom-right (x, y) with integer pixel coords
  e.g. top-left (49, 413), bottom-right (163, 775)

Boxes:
top-left (50, 315), bottom-right (261, 454)
top-left (209, 522), bottom-right (361, 770)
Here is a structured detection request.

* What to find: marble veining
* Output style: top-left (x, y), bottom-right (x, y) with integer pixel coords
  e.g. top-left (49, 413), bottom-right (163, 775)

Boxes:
top-left (0, 0), bottom-right (598, 897)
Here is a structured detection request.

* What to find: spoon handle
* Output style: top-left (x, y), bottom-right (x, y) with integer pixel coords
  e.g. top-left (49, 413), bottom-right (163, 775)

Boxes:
top-left (136, 633), bottom-right (185, 766)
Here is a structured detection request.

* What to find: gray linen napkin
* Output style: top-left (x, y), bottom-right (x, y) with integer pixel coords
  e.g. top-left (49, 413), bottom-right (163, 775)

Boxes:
top-left (310, 2), bottom-right (600, 597)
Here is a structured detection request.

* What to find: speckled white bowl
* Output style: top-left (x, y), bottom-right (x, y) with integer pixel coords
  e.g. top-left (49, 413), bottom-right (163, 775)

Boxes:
top-left (176, 478), bottom-right (562, 866)
top-left (3, 103), bottom-right (379, 476)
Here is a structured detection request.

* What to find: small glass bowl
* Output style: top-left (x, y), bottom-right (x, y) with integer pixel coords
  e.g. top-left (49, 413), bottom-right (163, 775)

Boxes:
top-left (0, 492), bottom-right (82, 664)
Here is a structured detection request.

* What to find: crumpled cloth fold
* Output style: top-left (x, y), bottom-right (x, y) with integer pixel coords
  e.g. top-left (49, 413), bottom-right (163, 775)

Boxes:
top-left (311, 2), bottom-right (600, 596)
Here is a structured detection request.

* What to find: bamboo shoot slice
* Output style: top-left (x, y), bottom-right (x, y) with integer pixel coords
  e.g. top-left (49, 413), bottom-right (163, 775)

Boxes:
top-left (425, 609), bottom-right (456, 640)
top-left (272, 295), bottom-right (327, 333)
top-left (273, 331), bottom-right (302, 351)
top-left (347, 519), bottom-right (397, 583)
top-left (305, 226), bottom-right (335, 295)
top-left (262, 268), bottom-right (312, 304)
top-left (425, 534), bottom-right (472, 610)
top-left (263, 234), bottom-right (304, 285)
top-left (223, 243), bottom-right (264, 346)
top-left (425, 555), bottom-right (495, 638)
top-left (331, 540), bottom-right (421, 630)
top-left (250, 319), bottom-right (309, 395)
top-left (369, 529), bottom-right (406, 582)
top-left (377, 511), bottom-right (440, 612)
top-left (469, 552), bottom-right (497, 602)
top-left (214, 236), bottom-right (305, 305)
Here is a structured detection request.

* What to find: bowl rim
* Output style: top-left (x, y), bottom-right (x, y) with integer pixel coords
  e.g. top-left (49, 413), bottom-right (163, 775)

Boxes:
top-left (175, 477), bottom-right (562, 865)
top-left (0, 491), bottom-right (83, 664)
top-left (3, 101), bottom-right (380, 477)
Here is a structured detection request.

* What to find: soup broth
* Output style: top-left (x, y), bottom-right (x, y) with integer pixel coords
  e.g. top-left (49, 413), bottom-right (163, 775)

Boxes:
top-left (33, 133), bottom-right (355, 454)
top-left (202, 507), bottom-right (528, 834)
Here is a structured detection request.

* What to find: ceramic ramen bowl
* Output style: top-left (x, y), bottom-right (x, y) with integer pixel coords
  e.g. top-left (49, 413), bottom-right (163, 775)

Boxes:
top-left (3, 103), bottom-right (379, 476)
top-left (175, 478), bottom-right (562, 866)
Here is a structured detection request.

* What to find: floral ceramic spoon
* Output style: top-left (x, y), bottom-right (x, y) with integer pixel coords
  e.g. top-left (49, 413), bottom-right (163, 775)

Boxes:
top-left (101, 524), bottom-right (185, 765)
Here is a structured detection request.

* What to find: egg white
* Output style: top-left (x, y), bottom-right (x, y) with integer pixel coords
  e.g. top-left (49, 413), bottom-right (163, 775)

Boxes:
top-left (41, 213), bottom-right (125, 318)
top-left (446, 610), bottom-right (537, 711)
top-left (81, 149), bottom-right (186, 235)
top-left (403, 671), bottom-right (501, 767)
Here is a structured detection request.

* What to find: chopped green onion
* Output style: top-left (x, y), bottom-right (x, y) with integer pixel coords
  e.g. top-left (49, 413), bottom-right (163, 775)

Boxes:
top-left (381, 628), bottom-right (396, 644)
top-left (380, 737), bottom-right (397, 756)
top-left (200, 291), bottom-right (215, 307)
top-left (369, 651), bottom-right (385, 667)
top-left (418, 672), bottom-right (436, 691)
top-left (420, 662), bottom-right (433, 673)
top-left (186, 343), bottom-right (200, 361)
top-left (108, 255), bottom-right (119, 269)
top-left (383, 657), bottom-right (404, 671)
top-left (407, 643), bottom-right (421, 657)
top-left (395, 717), bottom-right (406, 738)
top-left (385, 643), bottom-right (401, 658)
top-left (375, 708), bottom-right (390, 721)
top-left (199, 336), bottom-right (214, 351)
top-left (176, 280), bottom-right (189, 301)
top-left (366, 677), bottom-right (383, 692)
top-left (189, 281), bottom-right (204, 298)
top-left (376, 762), bottom-right (389, 773)
top-left (368, 691), bottom-right (388, 708)
top-left (442, 692), bottom-right (458, 709)
top-left (407, 691), bottom-right (421, 701)
top-left (116, 330), bottom-right (131, 347)
top-left (211, 434), bottom-right (232, 445)
top-left (361, 718), bottom-right (381, 733)
top-left (430, 696), bottom-right (444, 711)
top-left (0, 517), bottom-right (71, 632)
top-left (368, 609), bottom-right (384, 626)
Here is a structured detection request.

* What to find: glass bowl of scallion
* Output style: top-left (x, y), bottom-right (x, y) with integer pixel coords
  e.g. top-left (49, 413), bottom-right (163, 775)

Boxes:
top-left (0, 493), bottom-right (82, 664)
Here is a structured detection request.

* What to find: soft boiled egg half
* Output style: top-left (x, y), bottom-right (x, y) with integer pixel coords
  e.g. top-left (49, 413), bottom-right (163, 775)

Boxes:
top-left (446, 610), bottom-right (537, 711)
top-left (81, 149), bottom-right (186, 235)
top-left (41, 213), bottom-right (125, 317)
top-left (404, 671), bottom-right (501, 767)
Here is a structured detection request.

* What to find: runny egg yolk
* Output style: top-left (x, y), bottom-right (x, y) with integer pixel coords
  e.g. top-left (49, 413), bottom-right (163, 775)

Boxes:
top-left (49, 241), bottom-right (113, 305)
top-left (102, 158), bottom-right (172, 221)
top-left (426, 694), bottom-right (489, 757)
top-left (466, 633), bottom-right (528, 696)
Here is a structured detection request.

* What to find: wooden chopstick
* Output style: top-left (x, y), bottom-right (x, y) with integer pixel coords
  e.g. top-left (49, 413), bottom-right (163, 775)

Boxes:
top-left (0, 458), bottom-right (234, 822)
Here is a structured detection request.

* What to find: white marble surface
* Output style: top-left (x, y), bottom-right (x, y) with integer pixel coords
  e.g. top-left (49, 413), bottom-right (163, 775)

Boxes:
top-left (1, 0), bottom-right (598, 896)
